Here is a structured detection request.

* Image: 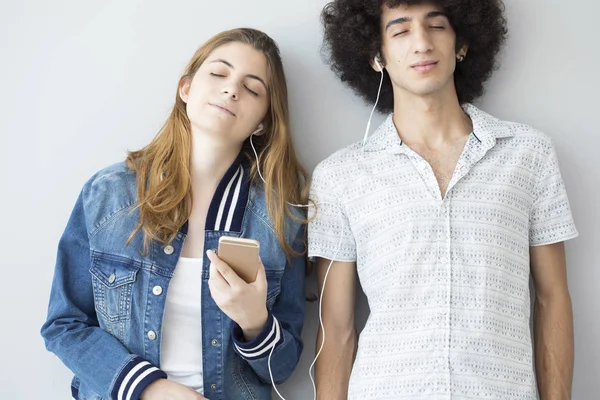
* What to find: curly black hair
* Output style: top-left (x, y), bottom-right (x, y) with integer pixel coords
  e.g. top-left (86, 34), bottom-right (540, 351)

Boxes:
top-left (321, 0), bottom-right (508, 113)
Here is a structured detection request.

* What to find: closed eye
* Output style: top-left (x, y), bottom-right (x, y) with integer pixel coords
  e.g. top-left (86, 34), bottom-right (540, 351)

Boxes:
top-left (245, 86), bottom-right (259, 96)
top-left (393, 30), bottom-right (408, 37)
top-left (210, 73), bottom-right (225, 77)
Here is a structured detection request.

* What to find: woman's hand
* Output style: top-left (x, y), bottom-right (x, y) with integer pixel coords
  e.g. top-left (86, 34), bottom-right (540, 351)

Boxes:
top-left (206, 250), bottom-right (268, 341)
top-left (140, 379), bottom-right (207, 400)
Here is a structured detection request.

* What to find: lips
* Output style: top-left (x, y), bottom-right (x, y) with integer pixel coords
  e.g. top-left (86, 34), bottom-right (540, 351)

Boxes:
top-left (411, 60), bottom-right (438, 67)
top-left (210, 103), bottom-right (236, 117)
top-left (411, 61), bottom-right (439, 72)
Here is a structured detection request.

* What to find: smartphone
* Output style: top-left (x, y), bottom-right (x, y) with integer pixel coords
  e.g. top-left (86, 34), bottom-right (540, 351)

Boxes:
top-left (217, 236), bottom-right (261, 283)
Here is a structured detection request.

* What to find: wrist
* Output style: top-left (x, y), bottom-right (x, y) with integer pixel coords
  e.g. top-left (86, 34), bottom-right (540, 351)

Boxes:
top-left (140, 378), bottom-right (167, 399)
top-left (240, 309), bottom-right (268, 341)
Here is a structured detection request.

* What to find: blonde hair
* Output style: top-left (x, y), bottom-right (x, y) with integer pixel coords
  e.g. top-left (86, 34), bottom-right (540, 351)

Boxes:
top-left (126, 28), bottom-right (309, 259)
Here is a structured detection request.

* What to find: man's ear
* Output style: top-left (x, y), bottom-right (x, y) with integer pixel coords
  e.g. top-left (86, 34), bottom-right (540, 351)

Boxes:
top-left (457, 43), bottom-right (469, 59)
top-left (370, 54), bottom-right (384, 72)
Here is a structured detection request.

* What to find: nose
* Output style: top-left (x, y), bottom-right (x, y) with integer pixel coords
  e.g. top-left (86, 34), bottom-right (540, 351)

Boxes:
top-left (221, 79), bottom-right (240, 100)
top-left (412, 25), bottom-right (434, 54)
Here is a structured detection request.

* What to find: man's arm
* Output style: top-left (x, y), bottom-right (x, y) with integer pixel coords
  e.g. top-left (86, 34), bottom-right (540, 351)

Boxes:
top-left (315, 258), bottom-right (357, 400)
top-left (530, 242), bottom-right (574, 400)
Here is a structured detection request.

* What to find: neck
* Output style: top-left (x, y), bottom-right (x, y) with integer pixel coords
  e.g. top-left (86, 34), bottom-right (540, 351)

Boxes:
top-left (392, 85), bottom-right (472, 148)
top-left (189, 131), bottom-right (242, 194)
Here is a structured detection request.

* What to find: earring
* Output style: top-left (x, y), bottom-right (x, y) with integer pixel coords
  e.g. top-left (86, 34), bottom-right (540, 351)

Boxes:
top-left (457, 54), bottom-right (465, 63)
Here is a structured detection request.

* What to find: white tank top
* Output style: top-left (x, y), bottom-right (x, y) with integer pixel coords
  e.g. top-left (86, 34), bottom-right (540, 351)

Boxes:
top-left (160, 256), bottom-right (204, 393)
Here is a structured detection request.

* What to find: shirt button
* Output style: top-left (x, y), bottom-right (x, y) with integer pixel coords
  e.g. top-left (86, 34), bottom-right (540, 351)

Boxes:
top-left (108, 273), bottom-right (116, 284)
top-left (211, 384), bottom-right (217, 390)
top-left (148, 330), bottom-right (157, 340)
top-left (164, 245), bottom-right (174, 255)
top-left (152, 286), bottom-right (163, 296)
top-left (211, 339), bottom-right (219, 346)
top-left (440, 257), bottom-right (448, 264)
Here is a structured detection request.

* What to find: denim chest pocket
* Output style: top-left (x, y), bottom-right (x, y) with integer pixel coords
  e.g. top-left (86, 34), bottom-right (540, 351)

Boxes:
top-left (90, 253), bottom-right (139, 322)
top-left (265, 271), bottom-right (283, 309)
top-left (264, 260), bottom-right (285, 309)
top-left (261, 248), bottom-right (286, 309)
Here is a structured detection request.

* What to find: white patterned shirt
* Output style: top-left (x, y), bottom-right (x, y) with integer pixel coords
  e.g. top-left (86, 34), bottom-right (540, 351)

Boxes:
top-left (308, 104), bottom-right (578, 399)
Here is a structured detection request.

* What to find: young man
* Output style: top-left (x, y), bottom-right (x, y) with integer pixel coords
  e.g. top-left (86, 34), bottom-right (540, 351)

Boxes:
top-left (308, 1), bottom-right (577, 399)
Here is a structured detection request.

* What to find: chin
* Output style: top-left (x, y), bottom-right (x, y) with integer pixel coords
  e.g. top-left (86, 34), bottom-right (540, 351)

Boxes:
top-left (407, 80), bottom-right (452, 96)
top-left (191, 118), bottom-right (229, 133)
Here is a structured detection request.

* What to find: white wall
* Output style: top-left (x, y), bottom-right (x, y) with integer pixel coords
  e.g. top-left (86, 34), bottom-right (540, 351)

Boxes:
top-left (1, 0), bottom-right (597, 399)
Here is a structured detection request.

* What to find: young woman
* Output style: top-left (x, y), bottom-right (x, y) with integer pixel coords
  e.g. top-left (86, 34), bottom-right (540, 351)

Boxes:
top-left (41, 28), bottom-right (308, 400)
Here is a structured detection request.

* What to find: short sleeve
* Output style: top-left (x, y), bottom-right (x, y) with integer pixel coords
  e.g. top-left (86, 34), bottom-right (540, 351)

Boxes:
top-left (529, 141), bottom-right (578, 246)
top-left (308, 163), bottom-right (357, 262)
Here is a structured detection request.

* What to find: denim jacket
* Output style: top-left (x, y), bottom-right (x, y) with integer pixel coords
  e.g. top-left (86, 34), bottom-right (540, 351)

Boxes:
top-left (41, 158), bottom-right (306, 400)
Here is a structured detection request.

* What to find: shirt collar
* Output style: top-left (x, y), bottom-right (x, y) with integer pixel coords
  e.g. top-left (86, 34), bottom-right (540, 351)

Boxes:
top-left (362, 103), bottom-right (517, 154)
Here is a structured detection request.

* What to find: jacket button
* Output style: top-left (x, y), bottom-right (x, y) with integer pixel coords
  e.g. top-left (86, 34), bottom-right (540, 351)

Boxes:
top-left (211, 339), bottom-right (219, 346)
top-left (211, 384), bottom-right (217, 390)
top-left (164, 245), bottom-right (174, 255)
top-left (108, 273), bottom-right (116, 284)
top-left (148, 330), bottom-right (157, 340)
top-left (152, 286), bottom-right (163, 296)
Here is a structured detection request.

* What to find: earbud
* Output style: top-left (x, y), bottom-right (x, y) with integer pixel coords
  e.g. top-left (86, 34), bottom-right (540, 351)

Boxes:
top-left (252, 123), bottom-right (264, 136)
top-left (363, 57), bottom-right (385, 149)
top-left (374, 56), bottom-right (382, 71)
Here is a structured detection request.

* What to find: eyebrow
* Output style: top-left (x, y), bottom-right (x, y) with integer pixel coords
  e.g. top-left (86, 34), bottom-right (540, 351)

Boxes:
top-left (385, 11), bottom-right (449, 31)
top-left (209, 59), bottom-right (268, 90)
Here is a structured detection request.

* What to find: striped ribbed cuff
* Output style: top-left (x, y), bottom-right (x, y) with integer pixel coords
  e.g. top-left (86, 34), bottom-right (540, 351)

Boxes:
top-left (232, 313), bottom-right (283, 360)
top-left (110, 356), bottom-right (167, 400)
